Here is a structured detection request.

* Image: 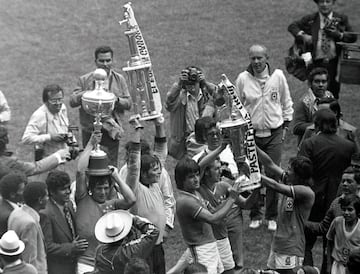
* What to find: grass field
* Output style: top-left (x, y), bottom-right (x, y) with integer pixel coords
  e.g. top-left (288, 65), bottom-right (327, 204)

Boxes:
top-left (0, 0), bottom-right (359, 271)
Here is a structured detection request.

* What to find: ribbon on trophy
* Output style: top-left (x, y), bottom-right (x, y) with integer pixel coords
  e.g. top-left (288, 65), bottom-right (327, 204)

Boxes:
top-left (218, 74), bottom-right (261, 190)
top-left (120, 2), bottom-right (162, 120)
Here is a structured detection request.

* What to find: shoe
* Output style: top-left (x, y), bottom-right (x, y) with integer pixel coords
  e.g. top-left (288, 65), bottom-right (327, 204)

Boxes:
top-left (268, 220), bottom-right (277, 231)
top-left (249, 220), bottom-right (262, 229)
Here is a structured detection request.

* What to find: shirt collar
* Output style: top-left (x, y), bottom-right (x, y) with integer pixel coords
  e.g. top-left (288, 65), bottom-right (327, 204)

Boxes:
top-left (45, 103), bottom-right (66, 120)
top-left (319, 12), bottom-right (334, 28)
top-left (22, 204), bottom-right (40, 223)
top-left (6, 199), bottom-right (19, 210)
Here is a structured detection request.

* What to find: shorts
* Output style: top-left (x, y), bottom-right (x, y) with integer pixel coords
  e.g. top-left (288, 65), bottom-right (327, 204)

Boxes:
top-left (331, 260), bottom-right (346, 274)
top-left (184, 242), bottom-right (224, 274)
top-left (77, 262), bottom-right (94, 274)
top-left (216, 238), bottom-right (235, 270)
top-left (267, 249), bottom-right (304, 270)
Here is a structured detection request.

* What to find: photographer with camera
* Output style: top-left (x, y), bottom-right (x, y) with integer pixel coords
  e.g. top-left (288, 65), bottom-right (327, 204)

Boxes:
top-left (288, 0), bottom-right (357, 99)
top-left (22, 84), bottom-right (70, 157)
top-left (21, 84), bottom-right (79, 179)
top-left (166, 66), bottom-right (217, 160)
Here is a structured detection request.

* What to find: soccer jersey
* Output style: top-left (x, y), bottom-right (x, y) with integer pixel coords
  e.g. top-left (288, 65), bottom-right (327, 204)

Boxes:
top-left (327, 216), bottom-right (360, 265)
top-left (176, 190), bottom-right (216, 246)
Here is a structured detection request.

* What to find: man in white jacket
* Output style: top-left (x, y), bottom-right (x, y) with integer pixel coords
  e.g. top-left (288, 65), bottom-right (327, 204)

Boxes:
top-left (235, 44), bottom-right (294, 231)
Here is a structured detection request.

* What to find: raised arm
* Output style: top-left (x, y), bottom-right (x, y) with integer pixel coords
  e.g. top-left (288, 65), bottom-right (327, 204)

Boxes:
top-left (69, 77), bottom-right (86, 108)
top-left (126, 117), bottom-right (143, 191)
top-left (196, 188), bottom-right (239, 224)
top-left (198, 141), bottom-right (226, 172)
top-left (153, 116), bottom-right (167, 166)
top-left (76, 132), bottom-right (101, 201)
top-left (256, 146), bottom-right (283, 180)
top-left (110, 166), bottom-right (136, 210)
top-left (165, 82), bottom-right (184, 112)
top-left (7, 149), bottom-right (69, 176)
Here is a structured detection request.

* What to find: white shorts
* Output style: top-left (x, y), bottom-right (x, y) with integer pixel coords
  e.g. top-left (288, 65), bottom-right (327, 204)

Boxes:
top-left (182, 242), bottom-right (224, 274)
top-left (331, 260), bottom-right (346, 274)
top-left (216, 238), bottom-right (235, 270)
top-left (77, 262), bottom-right (94, 274)
top-left (267, 249), bottom-right (304, 270)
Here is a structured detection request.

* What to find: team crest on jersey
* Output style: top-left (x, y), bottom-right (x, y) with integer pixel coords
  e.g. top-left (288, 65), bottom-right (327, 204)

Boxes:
top-left (270, 88), bottom-right (279, 102)
top-left (285, 197), bottom-right (294, 211)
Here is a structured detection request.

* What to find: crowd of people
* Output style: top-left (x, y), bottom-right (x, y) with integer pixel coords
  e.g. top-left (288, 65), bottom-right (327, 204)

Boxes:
top-left (0, 0), bottom-right (359, 274)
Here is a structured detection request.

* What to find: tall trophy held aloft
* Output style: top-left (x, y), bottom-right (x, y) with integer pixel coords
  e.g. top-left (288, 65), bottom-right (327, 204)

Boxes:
top-left (120, 2), bottom-right (162, 121)
top-left (217, 74), bottom-right (261, 192)
top-left (81, 68), bottom-right (117, 155)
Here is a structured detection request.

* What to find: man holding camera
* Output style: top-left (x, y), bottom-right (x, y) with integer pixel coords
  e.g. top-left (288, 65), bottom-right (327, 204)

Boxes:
top-left (288, 0), bottom-right (357, 99)
top-left (235, 44), bottom-right (294, 231)
top-left (22, 84), bottom-right (71, 159)
top-left (166, 66), bottom-right (217, 160)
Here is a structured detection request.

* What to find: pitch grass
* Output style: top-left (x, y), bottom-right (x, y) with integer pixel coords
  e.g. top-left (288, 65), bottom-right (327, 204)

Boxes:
top-left (0, 0), bottom-right (359, 270)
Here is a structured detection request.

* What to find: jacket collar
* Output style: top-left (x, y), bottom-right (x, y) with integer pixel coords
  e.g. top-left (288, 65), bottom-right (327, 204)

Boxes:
top-left (246, 63), bottom-right (273, 76)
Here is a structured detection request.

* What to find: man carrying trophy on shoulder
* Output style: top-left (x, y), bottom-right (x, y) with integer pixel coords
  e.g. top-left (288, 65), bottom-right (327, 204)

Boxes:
top-left (166, 66), bottom-right (217, 160)
top-left (70, 46), bottom-right (132, 166)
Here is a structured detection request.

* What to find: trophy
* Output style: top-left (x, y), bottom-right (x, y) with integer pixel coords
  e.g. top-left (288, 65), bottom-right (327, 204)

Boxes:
top-left (81, 68), bottom-right (117, 155)
top-left (218, 74), bottom-right (261, 191)
top-left (120, 2), bottom-right (162, 121)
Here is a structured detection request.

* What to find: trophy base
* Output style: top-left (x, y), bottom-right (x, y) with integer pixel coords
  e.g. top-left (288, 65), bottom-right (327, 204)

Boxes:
top-left (139, 112), bottom-right (162, 121)
top-left (219, 118), bottom-right (247, 129)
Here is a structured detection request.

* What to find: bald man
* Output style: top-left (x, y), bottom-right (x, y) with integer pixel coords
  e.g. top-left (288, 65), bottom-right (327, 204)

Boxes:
top-left (235, 44), bottom-right (294, 231)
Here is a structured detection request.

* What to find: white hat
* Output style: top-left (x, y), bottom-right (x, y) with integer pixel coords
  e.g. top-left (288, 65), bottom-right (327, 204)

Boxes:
top-left (95, 210), bottom-right (133, 243)
top-left (0, 230), bottom-right (25, 256)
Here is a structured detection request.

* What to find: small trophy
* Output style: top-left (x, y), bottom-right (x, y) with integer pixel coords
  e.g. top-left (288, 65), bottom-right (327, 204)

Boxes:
top-left (218, 74), bottom-right (261, 192)
top-left (120, 2), bottom-right (162, 121)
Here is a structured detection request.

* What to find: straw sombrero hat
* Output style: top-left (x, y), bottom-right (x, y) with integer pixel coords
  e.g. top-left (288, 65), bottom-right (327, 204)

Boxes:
top-left (95, 210), bottom-right (133, 243)
top-left (0, 230), bottom-right (25, 256)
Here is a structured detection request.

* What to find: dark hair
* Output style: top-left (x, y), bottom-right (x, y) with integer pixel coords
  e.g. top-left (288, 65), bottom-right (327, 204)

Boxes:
top-left (308, 67), bottom-right (328, 83)
top-left (317, 97), bottom-right (342, 119)
top-left (347, 248), bottom-right (360, 274)
top-left (95, 46), bottom-right (113, 59)
top-left (0, 254), bottom-right (21, 263)
top-left (46, 170), bottom-right (71, 195)
top-left (343, 167), bottom-right (360, 185)
top-left (200, 155), bottom-right (220, 184)
top-left (140, 154), bottom-right (161, 182)
top-left (0, 173), bottom-right (27, 200)
top-left (289, 156), bottom-right (313, 185)
top-left (184, 263), bottom-right (208, 274)
top-left (194, 116), bottom-right (217, 143)
top-left (42, 84), bottom-right (64, 103)
top-left (175, 157), bottom-right (200, 190)
top-left (124, 257), bottom-right (150, 274)
top-left (313, 109), bottom-right (337, 134)
top-left (88, 175), bottom-right (111, 192)
top-left (339, 194), bottom-right (360, 215)
top-left (23, 181), bottom-right (47, 207)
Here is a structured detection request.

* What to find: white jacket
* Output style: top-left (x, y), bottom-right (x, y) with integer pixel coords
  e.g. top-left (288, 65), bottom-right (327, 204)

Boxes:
top-left (235, 67), bottom-right (293, 132)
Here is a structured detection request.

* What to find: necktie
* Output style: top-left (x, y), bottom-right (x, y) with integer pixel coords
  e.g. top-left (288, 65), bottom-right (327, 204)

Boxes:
top-left (63, 205), bottom-right (76, 240)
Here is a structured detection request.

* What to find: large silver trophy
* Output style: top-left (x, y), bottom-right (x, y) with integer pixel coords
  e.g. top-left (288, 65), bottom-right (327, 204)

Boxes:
top-left (120, 2), bottom-right (162, 121)
top-left (218, 74), bottom-right (261, 191)
top-left (81, 68), bottom-right (117, 157)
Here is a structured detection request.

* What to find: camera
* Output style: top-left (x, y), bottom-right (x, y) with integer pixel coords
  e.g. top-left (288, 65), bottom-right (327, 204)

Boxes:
top-left (187, 67), bottom-right (199, 82)
top-left (65, 126), bottom-right (80, 161)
